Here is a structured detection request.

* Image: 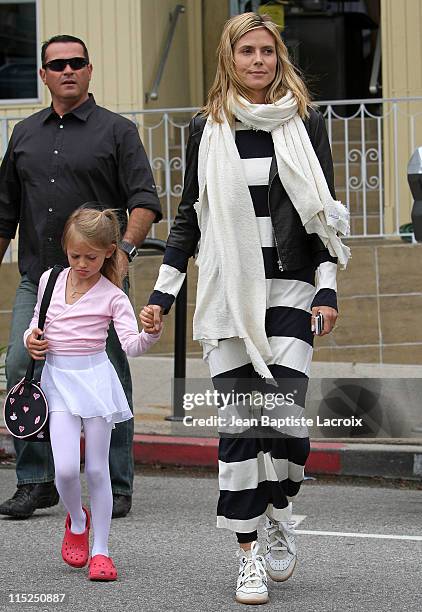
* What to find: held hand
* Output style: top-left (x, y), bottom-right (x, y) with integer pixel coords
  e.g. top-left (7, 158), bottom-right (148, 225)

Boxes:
top-left (311, 306), bottom-right (338, 337)
top-left (140, 304), bottom-right (163, 334)
top-left (26, 328), bottom-right (49, 360)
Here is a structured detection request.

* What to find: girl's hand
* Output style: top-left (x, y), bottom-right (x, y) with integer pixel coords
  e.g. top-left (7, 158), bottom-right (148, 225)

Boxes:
top-left (26, 328), bottom-right (49, 360)
top-left (311, 306), bottom-right (338, 337)
top-left (140, 305), bottom-right (163, 334)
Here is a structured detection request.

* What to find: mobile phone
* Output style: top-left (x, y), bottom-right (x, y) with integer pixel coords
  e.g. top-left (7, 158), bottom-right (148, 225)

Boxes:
top-left (314, 312), bottom-right (324, 335)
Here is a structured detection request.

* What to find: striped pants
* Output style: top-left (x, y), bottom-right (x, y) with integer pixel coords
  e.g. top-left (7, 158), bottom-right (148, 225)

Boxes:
top-left (206, 337), bottom-right (311, 537)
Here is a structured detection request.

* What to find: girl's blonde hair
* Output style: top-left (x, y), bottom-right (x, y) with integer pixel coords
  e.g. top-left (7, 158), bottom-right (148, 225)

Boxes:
top-left (202, 12), bottom-right (312, 123)
top-left (62, 208), bottom-right (126, 288)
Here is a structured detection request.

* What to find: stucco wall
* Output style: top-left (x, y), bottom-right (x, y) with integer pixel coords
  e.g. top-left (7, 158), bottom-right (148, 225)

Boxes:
top-left (381, 0), bottom-right (422, 233)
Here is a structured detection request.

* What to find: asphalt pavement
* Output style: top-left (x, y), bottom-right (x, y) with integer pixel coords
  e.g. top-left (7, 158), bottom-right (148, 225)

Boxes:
top-left (0, 465), bottom-right (421, 612)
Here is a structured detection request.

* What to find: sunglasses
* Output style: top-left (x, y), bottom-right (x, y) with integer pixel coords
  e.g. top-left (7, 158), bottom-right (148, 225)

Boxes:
top-left (42, 57), bottom-right (89, 72)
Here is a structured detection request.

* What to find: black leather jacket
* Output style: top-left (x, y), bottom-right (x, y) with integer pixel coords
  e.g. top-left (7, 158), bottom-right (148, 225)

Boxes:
top-left (166, 107), bottom-right (336, 271)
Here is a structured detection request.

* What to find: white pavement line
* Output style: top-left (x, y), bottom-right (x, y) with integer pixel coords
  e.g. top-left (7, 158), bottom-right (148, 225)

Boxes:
top-left (292, 514), bottom-right (307, 527)
top-left (296, 529), bottom-right (422, 542)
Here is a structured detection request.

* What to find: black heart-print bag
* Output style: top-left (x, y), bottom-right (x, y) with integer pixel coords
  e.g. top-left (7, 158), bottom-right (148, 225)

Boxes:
top-left (3, 265), bottom-right (63, 442)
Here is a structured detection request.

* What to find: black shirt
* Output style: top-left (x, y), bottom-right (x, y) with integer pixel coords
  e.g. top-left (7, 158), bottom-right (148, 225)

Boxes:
top-left (0, 94), bottom-right (162, 283)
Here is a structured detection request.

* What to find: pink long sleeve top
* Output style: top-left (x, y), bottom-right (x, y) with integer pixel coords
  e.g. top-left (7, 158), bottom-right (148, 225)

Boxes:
top-left (23, 268), bottom-right (161, 356)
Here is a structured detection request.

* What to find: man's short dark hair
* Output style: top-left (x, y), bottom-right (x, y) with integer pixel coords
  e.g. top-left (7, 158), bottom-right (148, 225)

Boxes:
top-left (41, 35), bottom-right (89, 65)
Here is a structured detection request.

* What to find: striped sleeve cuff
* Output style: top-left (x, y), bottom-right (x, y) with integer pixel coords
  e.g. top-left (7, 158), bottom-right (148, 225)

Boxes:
top-left (148, 262), bottom-right (186, 314)
top-left (148, 289), bottom-right (176, 315)
top-left (311, 288), bottom-right (338, 311)
top-left (315, 261), bottom-right (337, 292)
top-left (312, 261), bottom-right (338, 311)
top-left (163, 246), bottom-right (190, 272)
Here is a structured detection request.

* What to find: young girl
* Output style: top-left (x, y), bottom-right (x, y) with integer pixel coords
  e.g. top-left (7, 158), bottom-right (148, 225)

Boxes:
top-left (25, 208), bottom-right (161, 581)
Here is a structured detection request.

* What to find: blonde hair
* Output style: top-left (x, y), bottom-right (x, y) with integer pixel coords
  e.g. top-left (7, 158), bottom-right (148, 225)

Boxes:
top-left (62, 208), bottom-right (125, 288)
top-left (202, 12), bottom-right (312, 123)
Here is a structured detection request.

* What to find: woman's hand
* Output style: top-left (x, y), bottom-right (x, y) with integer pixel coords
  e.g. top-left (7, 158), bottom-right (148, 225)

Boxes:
top-left (311, 306), bottom-right (338, 337)
top-left (26, 328), bottom-right (49, 360)
top-left (140, 305), bottom-right (164, 334)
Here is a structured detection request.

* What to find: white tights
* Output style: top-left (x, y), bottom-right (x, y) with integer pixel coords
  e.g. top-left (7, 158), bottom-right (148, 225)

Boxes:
top-left (49, 411), bottom-right (113, 557)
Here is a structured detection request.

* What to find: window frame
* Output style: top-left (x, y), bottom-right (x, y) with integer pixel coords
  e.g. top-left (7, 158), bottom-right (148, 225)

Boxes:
top-left (0, 0), bottom-right (42, 106)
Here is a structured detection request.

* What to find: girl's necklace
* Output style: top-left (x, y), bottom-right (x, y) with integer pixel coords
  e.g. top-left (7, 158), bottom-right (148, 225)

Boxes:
top-left (69, 271), bottom-right (88, 299)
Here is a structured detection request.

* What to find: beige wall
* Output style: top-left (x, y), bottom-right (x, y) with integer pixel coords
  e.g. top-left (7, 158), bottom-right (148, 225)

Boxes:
top-left (381, 0), bottom-right (422, 233)
top-left (202, 0), bottom-right (230, 95)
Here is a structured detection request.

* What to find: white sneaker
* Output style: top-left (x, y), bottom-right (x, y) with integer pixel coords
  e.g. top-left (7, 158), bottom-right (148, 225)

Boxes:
top-left (264, 516), bottom-right (297, 582)
top-left (236, 541), bottom-right (269, 605)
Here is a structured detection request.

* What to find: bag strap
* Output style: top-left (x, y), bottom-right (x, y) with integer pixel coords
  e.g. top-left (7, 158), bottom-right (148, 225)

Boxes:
top-left (24, 265), bottom-right (64, 383)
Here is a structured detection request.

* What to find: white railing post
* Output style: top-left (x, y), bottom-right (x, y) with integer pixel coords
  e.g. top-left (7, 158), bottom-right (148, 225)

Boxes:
top-left (344, 117), bottom-right (350, 215)
top-left (359, 104), bottom-right (367, 236)
top-left (377, 116), bottom-right (384, 236)
top-left (147, 125), bottom-right (155, 239)
top-left (163, 113), bottom-right (172, 235)
top-left (393, 102), bottom-right (400, 235)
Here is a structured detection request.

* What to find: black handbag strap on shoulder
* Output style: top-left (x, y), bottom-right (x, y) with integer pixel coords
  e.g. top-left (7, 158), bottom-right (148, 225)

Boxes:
top-left (24, 265), bottom-right (64, 384)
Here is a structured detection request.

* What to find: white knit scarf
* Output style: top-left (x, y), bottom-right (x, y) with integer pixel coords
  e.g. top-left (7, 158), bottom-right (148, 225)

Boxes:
top-left (193, 92), bottom-right (351, 381)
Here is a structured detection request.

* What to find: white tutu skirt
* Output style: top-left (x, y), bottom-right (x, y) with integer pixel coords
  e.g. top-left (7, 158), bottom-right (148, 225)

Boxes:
top-left (41, 352), bottom-right (133, 425)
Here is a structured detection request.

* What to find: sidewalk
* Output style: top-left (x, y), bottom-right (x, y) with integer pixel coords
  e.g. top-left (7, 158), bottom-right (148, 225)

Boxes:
top-left (1, 357), bottom-right (422, 480)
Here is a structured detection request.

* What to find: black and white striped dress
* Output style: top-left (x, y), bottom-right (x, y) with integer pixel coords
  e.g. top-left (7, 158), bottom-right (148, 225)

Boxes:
top-left (150, 121), bottom-right (338, 535)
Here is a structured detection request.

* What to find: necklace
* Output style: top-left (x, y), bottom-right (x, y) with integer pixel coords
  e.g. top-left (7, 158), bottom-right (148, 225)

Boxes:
top-left (69, 271), bottom-right (88, 299)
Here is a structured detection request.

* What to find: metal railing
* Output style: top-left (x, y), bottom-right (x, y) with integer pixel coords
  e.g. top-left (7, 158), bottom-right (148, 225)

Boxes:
top-left (317, 96), bottom-right (422, 239)
top-left (369, 29), bottom-right (382, 95)
top-left (145, 4), bottom-right (186, 102)
top-left (3, 96), bottom-right (422, 260)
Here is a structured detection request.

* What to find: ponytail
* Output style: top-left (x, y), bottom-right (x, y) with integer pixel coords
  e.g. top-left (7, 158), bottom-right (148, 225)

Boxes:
top-left (100, 210), bottom-right (126, 288)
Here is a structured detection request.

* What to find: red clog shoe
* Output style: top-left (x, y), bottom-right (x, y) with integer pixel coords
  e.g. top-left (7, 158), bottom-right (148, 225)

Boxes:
top-left (88, 555), bottom-right (118, 581)
top-left (61, 506), bottom-right (90, 568)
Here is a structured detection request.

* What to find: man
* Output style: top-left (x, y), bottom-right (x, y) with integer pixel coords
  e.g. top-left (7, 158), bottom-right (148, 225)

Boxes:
top-left (0, 35), bottom-right (161, 519)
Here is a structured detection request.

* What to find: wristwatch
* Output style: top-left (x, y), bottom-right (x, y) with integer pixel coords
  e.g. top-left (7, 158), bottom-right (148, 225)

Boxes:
top-left (119, 240), bottom-right (138, 262)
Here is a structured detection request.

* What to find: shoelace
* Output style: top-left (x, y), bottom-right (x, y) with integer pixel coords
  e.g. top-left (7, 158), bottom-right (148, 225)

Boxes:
top-left (13, 485), bottom-right (34, 501)
top-left (237, 542), bottom-right (267, 586)
top-left (267, 519), bottom-right (296, 555)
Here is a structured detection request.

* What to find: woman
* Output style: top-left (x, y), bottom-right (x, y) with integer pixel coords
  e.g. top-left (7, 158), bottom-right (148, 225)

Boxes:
top-left (141, 12), bottom-right (350, 605)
